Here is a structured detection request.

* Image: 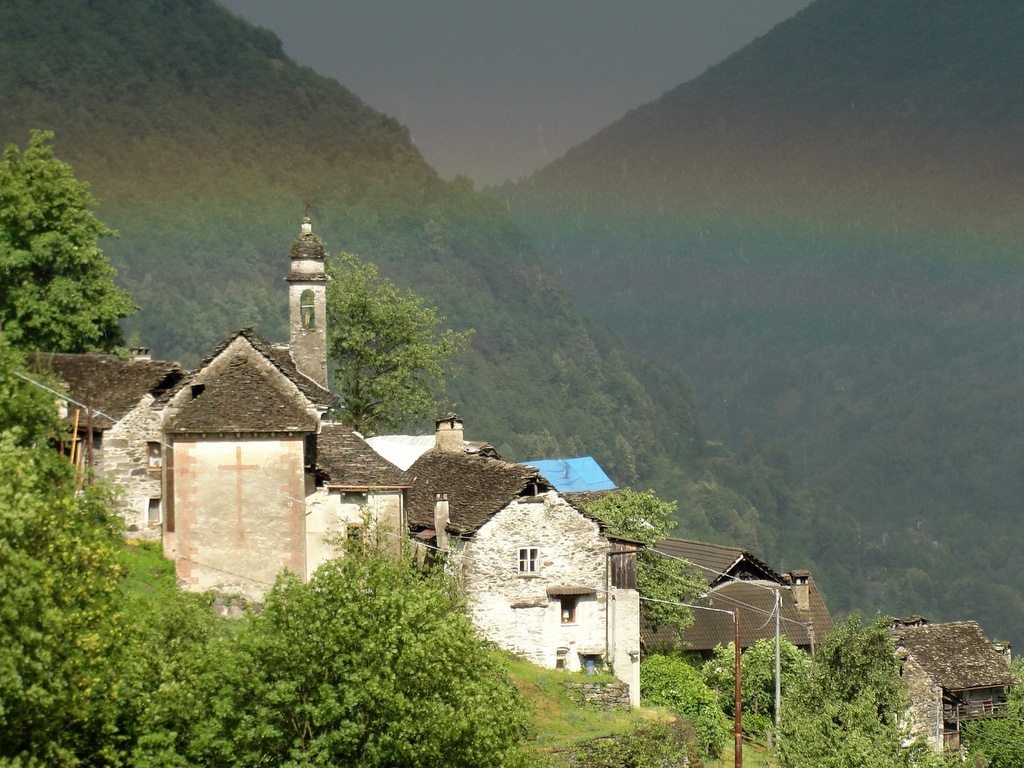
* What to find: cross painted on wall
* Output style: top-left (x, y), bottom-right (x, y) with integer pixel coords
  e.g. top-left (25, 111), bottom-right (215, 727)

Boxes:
top-left (219, 446), bottom-right (259, 543)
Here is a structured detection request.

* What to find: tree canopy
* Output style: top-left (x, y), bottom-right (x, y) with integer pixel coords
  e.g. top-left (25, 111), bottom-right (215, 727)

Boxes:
top-left (0, 131), bottom-right (136, 353)
top-left (587, 488), bottom-right (704, 643)
top-left (139, 540), bottom-right (532, 768)
top-left (778, 615), bottom-right (942, 768)
top-left (326, 251), bottom-right (472, 434)
top-left (0, 339), bottom-right (128, 765)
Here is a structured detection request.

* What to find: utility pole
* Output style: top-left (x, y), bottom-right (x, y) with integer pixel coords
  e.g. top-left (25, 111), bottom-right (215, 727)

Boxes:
top-left (774, 589), bottom-right (781, 748)
top-left (735, 608), bottom-right (742, 768)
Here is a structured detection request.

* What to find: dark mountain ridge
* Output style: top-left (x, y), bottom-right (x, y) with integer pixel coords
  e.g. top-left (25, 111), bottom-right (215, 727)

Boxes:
top-left (507, 0), bottom-right (1024, 641)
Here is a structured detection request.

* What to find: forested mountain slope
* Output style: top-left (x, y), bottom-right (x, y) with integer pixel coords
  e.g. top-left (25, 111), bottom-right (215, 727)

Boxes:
top-left (506, 0), bottom-right (1024, 641)
top-left (0, 0), bottom-right (864, 612)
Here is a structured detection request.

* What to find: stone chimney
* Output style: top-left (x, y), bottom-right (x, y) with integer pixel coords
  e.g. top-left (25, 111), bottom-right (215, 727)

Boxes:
top-left (434, 413), bottom-right (464, 452)
top-left (790, 570), bottom-right (810, 613)
top-left (129, 346), bottom-right (151, 361)
top-left (434, 492), bottom-right (450, 550)
top-left (286, 217), bottom-right (329, 388)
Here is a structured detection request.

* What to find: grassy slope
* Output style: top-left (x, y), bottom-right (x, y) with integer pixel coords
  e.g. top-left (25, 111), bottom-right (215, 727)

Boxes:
top-left (507, 0), bottom-right (1024, 642)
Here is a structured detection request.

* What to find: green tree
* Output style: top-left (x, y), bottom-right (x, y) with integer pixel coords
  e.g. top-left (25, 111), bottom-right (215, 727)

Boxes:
top-left (588, 489), bottom-right (705, 643)
top-left (778, 615), bottom-right (942, 768)
top-left (143, 541), bottom-right (531, 767)
top-left (640, 653), bottom-right (729, 758)
top-left (0, 339), bottom-right (127, 765)
top-left (960, 658), bottom-right (1024, 768)
top-left (326, 252), bottom-right (472, 434)
top-left (701, 637), bottom-right (810, 742)
top-left (0, 131), bottom-right (137, 353)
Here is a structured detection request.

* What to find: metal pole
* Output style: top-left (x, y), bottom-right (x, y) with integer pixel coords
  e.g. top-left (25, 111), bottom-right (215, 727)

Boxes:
top-left (774, 589), bottom-right (781, 748)
top-left (735, 608), bottom-right (742, 768)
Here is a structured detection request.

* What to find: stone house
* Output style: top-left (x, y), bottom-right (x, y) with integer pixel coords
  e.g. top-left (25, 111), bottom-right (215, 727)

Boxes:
top-left (892, 618), bottom-right (1018, 752)
top-left (28, 349), bottom-right (183, 540)
top-left (402, 415), bottom-right (643, 706)
top-left (645, 537), bottom-right (833, 655)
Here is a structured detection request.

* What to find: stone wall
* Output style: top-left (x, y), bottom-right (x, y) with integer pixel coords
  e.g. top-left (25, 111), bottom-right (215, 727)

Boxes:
top-left (96, 395), bottom-right (164, 541)
top-left (173, 436), bottom-right (306, 601)
top-left (465, 493), bottom-right (608, 672)
top-left (304, 487), bottom-right (405, 579)
top-left (901, 654), bottom-right (943, 750)
top-left (564, 681), bottom-right (632, 711)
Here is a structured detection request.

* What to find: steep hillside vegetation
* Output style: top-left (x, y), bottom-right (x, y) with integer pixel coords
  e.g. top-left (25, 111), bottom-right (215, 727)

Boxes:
top-left (507, 0), bottom-right (1024, 641)
top-left (0, 0), bottom-right (863, 613)
top-left (0, 0), bottom-right (703, 489)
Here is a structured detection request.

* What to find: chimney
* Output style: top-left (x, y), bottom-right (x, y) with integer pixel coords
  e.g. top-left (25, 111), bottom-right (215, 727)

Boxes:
top-left (130, 346), bottom-right (151, 361)
top-left (790, 570), bottom-right (810, 613)
top-left (434, 492), bottom-right (450, 550)
top-left (434, 413), bottom-right (464, 452)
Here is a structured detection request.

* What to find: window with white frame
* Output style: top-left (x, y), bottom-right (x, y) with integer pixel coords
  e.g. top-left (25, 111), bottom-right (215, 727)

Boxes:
top-left (147, 498), bottom-right (161, 524)
top-left (518, 546), bottom-right (539, 575)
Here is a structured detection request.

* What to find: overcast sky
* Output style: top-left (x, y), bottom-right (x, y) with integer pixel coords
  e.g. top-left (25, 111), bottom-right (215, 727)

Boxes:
top-left (219, 0), bottom-right (812, 186)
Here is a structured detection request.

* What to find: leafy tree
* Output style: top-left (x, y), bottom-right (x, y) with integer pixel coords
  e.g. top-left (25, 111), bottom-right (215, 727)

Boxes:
top-left (0, 339), bottom-right (127, 765)
top-left (960, 658), bottom-right (1024, 768)
top-left (778, 615), bottom-right (942, 768)
top-left (587, 489), bottom-right (705, 643)
top-left (326, 252), bottom-right (472, 434)
top-left (143, 540), bottom-right (531, 767)
top-left (640, 653), bottom-right (729, 758)
top-left (701, 637), bottom-right (810, 742)
top-left (0, 131), bottom-right (136, 353)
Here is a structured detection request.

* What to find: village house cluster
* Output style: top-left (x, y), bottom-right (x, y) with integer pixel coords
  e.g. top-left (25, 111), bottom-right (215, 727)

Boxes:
top-left (30, 220), bottom-right (1017, 729)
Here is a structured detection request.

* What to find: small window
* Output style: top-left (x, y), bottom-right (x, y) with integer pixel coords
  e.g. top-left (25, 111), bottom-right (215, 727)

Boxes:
top-left (346, 523), bottom-right (364, 542)
top-left (300, 289), bottom-right (316, 329)
top-left (560, 596), bottom-right (578, 624)
top-left (147, 442), bottom-right (162, 470)
top-left (147, 498), bottom-right (161, 524)
top-left (518, 546), bottom-right (539, 575)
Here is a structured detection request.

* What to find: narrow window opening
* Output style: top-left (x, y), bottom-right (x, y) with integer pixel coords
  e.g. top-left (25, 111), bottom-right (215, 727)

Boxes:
top-left (147, 442), bottom-right (162, 470)
top-left (560, 595), bottom-right (578, 624)
top-left (300, 289), bottom-right (316, 329)
top-left (190, 384), bottom-right (205, 399)
top-left (147, 498), bottom-right (161, 524)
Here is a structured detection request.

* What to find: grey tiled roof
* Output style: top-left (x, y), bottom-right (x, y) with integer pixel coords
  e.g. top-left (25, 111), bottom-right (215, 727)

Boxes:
top-left (655, 537), bottom-right (781, 586)
top-left (643, 571), bottom-right (834, 652)
top-left (316, 423), bottom-right (411, 488)
top-left (894, 621), bottom-right (1019, 691)
top-left (406, 448), bottom-right (550, 534)
top-left (165, 348), bottom-right (320, 434)
top-left (28, 352), bottom-right (183, 429)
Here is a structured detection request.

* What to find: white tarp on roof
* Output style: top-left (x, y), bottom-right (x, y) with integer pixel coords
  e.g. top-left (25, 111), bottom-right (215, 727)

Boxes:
top-left (364, 434), bottom-right (435, 471)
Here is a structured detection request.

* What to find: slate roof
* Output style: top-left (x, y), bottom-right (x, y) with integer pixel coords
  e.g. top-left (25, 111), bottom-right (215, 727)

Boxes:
top-left (316, 423), bottom-right (411, 488)
top-left (643, 571), bottom-right (834, 652)
top-left (406, 448), bottom-right (550, 534)
top-left (655, 537), bottom-right (781, 587)
top-left (894, 621), bottom-right (1019, 691)
top-left (166, 350), bottom-right (320, 434)
top-left (28, 352), bottom-right (183, 429)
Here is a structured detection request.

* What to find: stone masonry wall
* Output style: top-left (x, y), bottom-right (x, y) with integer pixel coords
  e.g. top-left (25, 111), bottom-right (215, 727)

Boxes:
top-left (901, 654), bottom-right (942, 750)
top-left (98, 395), bottom-right (164, 541)
top-left (564, 681), bottom-right (632, 711)
top-left (465, 492), bottom-right (610, 674)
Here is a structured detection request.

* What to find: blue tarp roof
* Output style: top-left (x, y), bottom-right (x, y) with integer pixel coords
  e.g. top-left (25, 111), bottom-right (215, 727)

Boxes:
top-left (521, 456), bottom-right (616, 493)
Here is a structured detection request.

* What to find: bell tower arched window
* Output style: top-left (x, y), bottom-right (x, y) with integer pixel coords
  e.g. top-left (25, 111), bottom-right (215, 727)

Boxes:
top-left (300, 289), bottom-right (315, 329)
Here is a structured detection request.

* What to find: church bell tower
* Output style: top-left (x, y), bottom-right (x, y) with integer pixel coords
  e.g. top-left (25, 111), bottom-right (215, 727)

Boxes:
top-left (286, 217), bottom-right (329, 388)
